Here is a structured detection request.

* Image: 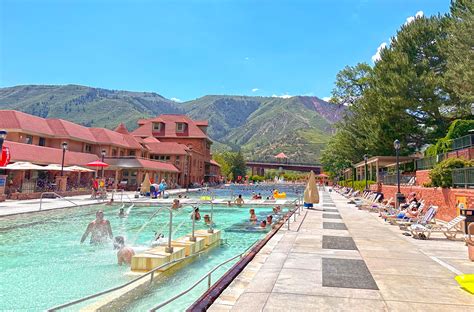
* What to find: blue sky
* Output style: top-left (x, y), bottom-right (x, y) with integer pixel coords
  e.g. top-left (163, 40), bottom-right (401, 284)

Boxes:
top-left (0, 0), bottom-right (450, 102)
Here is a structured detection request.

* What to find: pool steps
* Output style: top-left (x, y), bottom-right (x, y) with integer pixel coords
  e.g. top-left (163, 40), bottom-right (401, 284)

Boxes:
top-left (81, 230), bottom-right (221, 311)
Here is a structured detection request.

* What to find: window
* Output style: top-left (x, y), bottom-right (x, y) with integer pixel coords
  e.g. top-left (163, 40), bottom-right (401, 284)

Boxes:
top-left (129, 150), bottom-right (136, 156)
top-left (112, 149), bottom-right (117, 156)
top-left (25, 135), bottom-right (33, 144)
top-left (120, 151), bottom-right (124, 156)
top-left (39, 137), bottom-right (46, 146)
top-left (84, 144), bottom-right (92, 152)
top-left (152, 122), bottom-right (162, 131)
top-left (176, 123), bottom-right (186, 133)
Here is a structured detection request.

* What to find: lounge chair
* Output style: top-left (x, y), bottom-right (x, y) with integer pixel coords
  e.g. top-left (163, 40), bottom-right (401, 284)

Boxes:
top-left (398, 205), bottom-right (437, 230)
top-left (410, 215), bottom-right (466, 240)
top-left (387, 201), bottom-right (425, 225)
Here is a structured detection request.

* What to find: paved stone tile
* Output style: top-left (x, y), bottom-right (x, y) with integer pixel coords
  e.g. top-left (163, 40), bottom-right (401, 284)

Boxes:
top-left (323, 208), bottom-right (339, 212)
top-left (322, 213), bottom-right (342, 219)
top-left (282, 253), bottom-right (322, 271)
top-left (322, 258), bottom-right (378, 290)
top-left (261, 252), bottom-right (288, 269)
top-left (323, 222), bottom-right (348, 230)
top-left (385, 300), bottom-right (473, 312)
top-left (273, 268), bottom-right (322, 295)
top-left (322, 236), bottom-right (358, 250)
top-left (231, 292), bottom-right (270, 312)
top-left (208, 303), bottom-right (233, 312)
top-left (263, 293), bottom-right (387, 311)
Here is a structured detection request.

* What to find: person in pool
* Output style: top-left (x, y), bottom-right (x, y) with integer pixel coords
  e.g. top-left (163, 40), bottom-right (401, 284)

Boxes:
top-left (192, 207), bottom-right (201, 221)
top-left (114, 236), bottom-right (135, 266)
top-left (266, 215), bottom-right (273, 225)
top-left (249, 209), bottom-right (257, 223)
top-left (172, 199), bottom-right (182, 210)
top-left (80, 210), bottom-right (113, 244)
top-left (118, 208), bottom-right (126, 218)
top-left (260, 220), bottom-right (267, 228)
top-left (204, 214), bottom-right (213, 225)
top-left (234, 194), bottom-right (244, 206)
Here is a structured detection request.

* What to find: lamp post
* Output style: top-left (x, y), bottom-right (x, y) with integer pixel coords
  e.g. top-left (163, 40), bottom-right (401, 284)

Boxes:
top-left (394, 139), bottom-right (402, 208)
top-left (101, 149), bottom-right (106, 178)
top-left (60, 142), bottom-right (68, 176)
top-left (363, 154), bottom-right (368, 191)
top-left (0, 130), bottom-right (6, 151)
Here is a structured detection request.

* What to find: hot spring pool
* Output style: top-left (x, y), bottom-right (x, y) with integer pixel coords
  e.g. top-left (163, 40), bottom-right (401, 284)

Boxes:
top-left (0, 202), bottom-right (288, 311)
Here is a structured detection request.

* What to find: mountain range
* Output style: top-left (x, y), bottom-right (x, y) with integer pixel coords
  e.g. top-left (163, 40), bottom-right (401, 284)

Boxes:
top-left (0, 85), bottom-right (346, 163)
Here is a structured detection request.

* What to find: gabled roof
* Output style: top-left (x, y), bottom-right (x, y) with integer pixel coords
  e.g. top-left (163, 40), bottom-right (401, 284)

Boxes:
top-left (131, 114), bottom-right (208, 138)
top-left (143, 136), bottom-right (161, 143)
top-left (209, 159), bottom-right (221, 167)
top-left (114, 123), bottom-right (130, 135)
top-left (4, 141), bottom-right (99, 166)
top-left (0, 110), bottom-right (55, 136)
top-left (89, 128), bottom-right (142, 149)
top-left (47, 119), bottom-right (97, 142)
top-left (105, 157), bottom-right (180, 172)
top-left (145, 142), bottom-right (189, 155)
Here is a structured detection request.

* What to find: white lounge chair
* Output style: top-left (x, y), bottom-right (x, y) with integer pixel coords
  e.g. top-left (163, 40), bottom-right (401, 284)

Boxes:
top-left (410, 215), bottom-right (466, 240)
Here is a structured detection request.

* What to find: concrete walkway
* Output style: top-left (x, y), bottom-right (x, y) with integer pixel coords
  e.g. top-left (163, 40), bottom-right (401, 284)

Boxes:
top-left (209, 190), bottom-right (474, 311)
top-left (0, 188), bottom-right (198, 217)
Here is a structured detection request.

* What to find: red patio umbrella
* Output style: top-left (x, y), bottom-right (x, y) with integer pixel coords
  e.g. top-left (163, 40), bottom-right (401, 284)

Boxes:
top-left (86, 160), bottom-right (109, 167)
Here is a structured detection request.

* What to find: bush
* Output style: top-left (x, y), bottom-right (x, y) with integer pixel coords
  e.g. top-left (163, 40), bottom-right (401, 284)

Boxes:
top-left (425, 119), bottom-right (474, 156)
top-left (249, 175), bottom-right (265, 182)
top-left (339, 179), bottom-right (376, 192)
top-left (429, 157), bottom-right (474, 187)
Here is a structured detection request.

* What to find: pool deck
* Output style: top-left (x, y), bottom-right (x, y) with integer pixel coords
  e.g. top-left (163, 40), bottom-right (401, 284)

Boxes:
top-left (208, 190), bottom-right (474, 311)
top-left (0, 188), bottom-right (296, 217)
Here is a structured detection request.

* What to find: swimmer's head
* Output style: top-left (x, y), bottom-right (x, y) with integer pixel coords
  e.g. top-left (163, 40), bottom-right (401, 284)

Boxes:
top-left (96, 210), bottom-right (104, 220)
top-left (114, 236), bottom-right (125, 249)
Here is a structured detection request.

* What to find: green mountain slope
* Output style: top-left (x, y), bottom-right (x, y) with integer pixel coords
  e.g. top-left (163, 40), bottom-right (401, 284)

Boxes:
top-left (0, 85), bottom-right (346, 162)
top-left (0, 85), bottom-right (182, 129)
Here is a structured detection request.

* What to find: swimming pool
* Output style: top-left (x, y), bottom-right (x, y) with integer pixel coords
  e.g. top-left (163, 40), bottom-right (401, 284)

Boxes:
top-left (0, 202), bottom-right (287, 311)
top-left (186, 183), bottom-right (304, 200)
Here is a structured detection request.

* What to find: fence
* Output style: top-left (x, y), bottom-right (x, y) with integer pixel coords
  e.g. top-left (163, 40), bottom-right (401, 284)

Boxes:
top-left (452, 134), bottom-right (474, 151)
top-left (415, 153), bottom-right (446, 170)
top-left (382, 174), bottom-right (416, 185)
top-left (452, 167), bottom-right (474, 188)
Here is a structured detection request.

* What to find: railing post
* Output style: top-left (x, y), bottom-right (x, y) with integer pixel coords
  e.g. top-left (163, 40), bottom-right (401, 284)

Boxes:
top-left (207, 274), bottom-right (211, 289)
top-left (465, 168), bottom-right (468, 189)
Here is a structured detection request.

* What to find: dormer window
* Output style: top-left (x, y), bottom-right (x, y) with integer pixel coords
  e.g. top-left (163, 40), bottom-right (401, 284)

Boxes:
top-left (152, 122), bottom-right (162, 131)
top-left (176, 122), bottom-right (186, 133)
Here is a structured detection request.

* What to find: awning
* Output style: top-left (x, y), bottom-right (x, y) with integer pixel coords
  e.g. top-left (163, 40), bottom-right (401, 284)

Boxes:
top-left (105, 158), bottom-right (179, 173)
top-left (42, 164), bottom-right (73, 171)
top-left (4, 162), bottom-right (46, 170)
top-left (65, 165), bottom-right (95, 172)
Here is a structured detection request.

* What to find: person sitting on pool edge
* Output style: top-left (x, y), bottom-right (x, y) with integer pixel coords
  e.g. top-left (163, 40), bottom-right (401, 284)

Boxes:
top-left (114, 236), bottom-right (135, 266)
top-left (80, 210), bottom-right (113, 244)
top-left (234, 194), bottom-right (244, 206)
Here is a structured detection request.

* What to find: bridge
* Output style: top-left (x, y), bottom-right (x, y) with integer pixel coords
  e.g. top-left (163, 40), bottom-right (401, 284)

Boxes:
top-left (247, 160), bottom-right (322, 176)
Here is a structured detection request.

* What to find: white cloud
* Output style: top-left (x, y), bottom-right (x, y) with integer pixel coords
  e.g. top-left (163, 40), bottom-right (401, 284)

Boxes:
top-left (405, 11), bottom-right (424, 25)
top-left (171, 97), bottom-right (182, 102)
top-left (322, 96), bottom-right (331, 102)
top-left (251, 88), bottom-right (259, 92)
top-left (271, 94), bottom-right (293, 99)
top-left (371, 42), bottom-right (387, 63)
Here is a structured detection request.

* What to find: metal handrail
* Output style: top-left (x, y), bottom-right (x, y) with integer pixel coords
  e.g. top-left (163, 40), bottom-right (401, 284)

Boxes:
top-left (149, 240), bottom-right (259, 311)
top-left (39, 192), bottom-right (79, 211)
top-left (48, 248), bottom-right (211, 311)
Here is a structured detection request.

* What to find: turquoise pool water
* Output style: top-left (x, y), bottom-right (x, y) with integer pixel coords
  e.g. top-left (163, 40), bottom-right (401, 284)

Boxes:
top-left (0, 202), bottom-right (285, 311)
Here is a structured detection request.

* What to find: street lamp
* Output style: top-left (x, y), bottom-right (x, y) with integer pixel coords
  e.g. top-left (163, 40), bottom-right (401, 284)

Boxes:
top-left (363, 154), bottom-right (368, 190)
top-left (394, 139), bottom-right (402, 208)
top-left (60, 142), bottom-right (68, 176)
top-left (0, 129), bottom-right (7, 151)
top-left (101, 149), bottom-right (106, 178)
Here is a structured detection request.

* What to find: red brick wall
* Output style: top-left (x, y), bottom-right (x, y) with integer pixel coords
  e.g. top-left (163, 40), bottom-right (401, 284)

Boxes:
top-left (416, 170), bottom-right (431, 186)
top-left (378, 185), bottom-right (474, 221)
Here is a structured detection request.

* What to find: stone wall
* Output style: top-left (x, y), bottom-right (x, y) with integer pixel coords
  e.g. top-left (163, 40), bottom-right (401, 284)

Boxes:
top-left (374, 184), bottom-right (474, 221)
top-left (416, 169), bottom-right (431, 186)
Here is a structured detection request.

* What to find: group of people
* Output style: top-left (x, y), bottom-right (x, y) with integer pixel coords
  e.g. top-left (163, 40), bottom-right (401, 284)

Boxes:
top-left (249, 205), bottom-right (281, 228)
top-left (80, 210), bottom-right (135, 266)
top-left (150, 179), bottom-right (168, 199)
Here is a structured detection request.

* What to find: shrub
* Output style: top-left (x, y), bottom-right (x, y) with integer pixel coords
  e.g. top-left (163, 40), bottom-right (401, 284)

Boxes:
top-left (429, 157), bottom-right (474, 187)
top-left (339, 179), bottom-right (376, 192)
top-left (425, 119), bottom-right (474, 156)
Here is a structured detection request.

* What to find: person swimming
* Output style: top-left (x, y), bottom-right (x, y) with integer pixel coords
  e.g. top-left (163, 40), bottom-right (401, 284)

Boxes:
top-left (234, 194), bottom-right (244, 206)
top-left (260, 220), bottom-right (267, 228)
top-left (192, 207), bottom-right (201, 221)
top-left (114, 236), bottom-right (135, 266)
top-left (249, 209), bottom-right (257, 223)
top-left (80, 210), bottom-right (113, 244)
top-left (172, 199), bottom-right (182, 210)
top-left (118, 208), bottom-right (126, 218)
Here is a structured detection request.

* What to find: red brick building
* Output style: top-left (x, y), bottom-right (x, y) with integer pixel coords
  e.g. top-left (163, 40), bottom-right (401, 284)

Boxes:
top-left (0, 110), bottom-right (220, 195)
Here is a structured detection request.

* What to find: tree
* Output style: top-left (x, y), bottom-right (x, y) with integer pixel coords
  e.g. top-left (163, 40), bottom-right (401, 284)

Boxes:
top-left (444, 0), bottom-right (474, 107)
top-left (213, 151), bottom-right (247, 182)
top-left (232, 150), bottom-right (247, 180)
top-left (330, 63), bottom-right (372, 105)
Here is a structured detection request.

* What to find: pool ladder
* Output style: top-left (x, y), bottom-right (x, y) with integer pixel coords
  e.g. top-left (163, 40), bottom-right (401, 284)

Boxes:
top-left (39, 192), bottom-right (79, 211)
